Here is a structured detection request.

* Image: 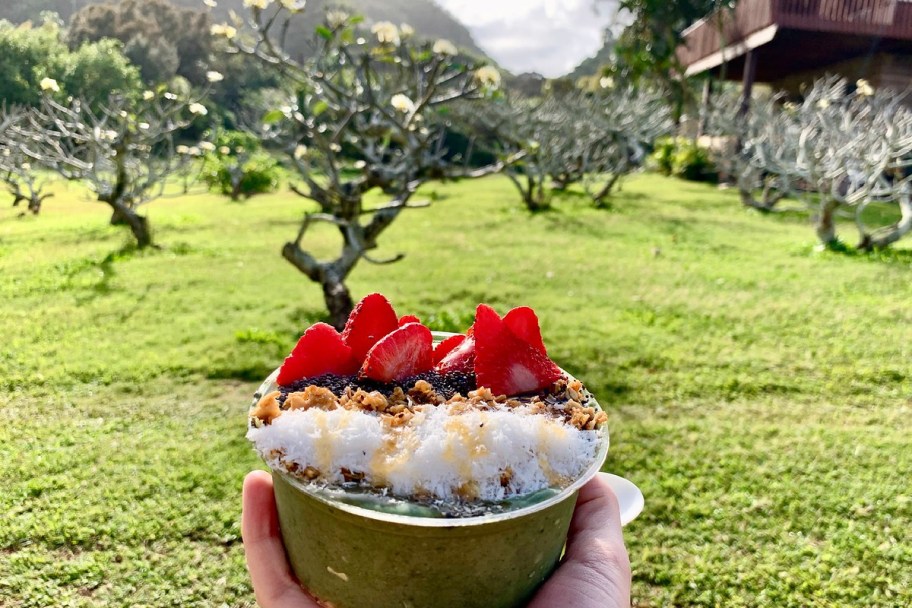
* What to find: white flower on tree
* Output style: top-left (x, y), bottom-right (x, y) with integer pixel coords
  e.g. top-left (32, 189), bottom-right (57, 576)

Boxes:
top-left (203, 0), bottom-right (217, 7)
top-left (211, 24), bottom-right (238, 39)
top-left (433, 39), bottom-right (457, 56)
top-left (188, 103), bottom-right (208, 116)
top-left (206, 71), bottom-right (224, 83)
top-left (200, 141), bottom-right (216, 152)
top-left (40, 78), bottom-right (60, 93)
top-left (243, 0), bottom-right (270, 9)
top-left (371, 21), bottom-right (399, 46)
top-left (326, 10), bottom-right (348, 28)
top-left (390, 94), bottom-right (415, 113)
top-left (399, 23), bottom-right (415, 39)
top-left (143, 90), bottom-right (155, 101)
top-left (856, 79), bottom-right (874, 97)
top-left (474, 66), bottom-right (501, 89)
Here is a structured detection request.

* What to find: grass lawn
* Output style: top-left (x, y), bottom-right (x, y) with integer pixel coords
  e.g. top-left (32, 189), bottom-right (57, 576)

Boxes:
top-left (2, 174), bottom-right (911, 607)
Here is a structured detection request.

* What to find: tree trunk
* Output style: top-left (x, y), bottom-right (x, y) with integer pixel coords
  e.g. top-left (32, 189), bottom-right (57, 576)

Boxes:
top-left (322, 279), bottom-right (354, 330)
top-left (816, 199), bottom-right (840, 247)
top-left (591, 174), bottom-right (620, 207)
top-left (856, 192), bottom-right (912, 251)
top-left (110, 205), bottom-right (153, 248)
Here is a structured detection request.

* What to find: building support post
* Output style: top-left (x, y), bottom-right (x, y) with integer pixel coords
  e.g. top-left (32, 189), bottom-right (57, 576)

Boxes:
top-left (739, 50), bottom-right (757, 116)
top-left (697, 78), bottom-right (712, 137)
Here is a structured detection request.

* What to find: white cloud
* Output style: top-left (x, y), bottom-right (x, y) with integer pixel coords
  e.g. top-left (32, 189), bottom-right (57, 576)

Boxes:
top-left (437, 0), bottom-right (625, 77)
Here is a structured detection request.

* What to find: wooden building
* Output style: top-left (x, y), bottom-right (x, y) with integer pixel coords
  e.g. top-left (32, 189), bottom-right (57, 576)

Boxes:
top-left (678, 0), bottom-right (912, 95)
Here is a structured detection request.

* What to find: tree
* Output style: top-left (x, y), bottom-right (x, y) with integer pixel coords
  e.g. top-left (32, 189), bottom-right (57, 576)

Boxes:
top-left (68, 0), bottom-right (211, 85)
top-left (608, 0), bottom-right (728, 121)
top-left (466, 83), bottom-right (671, 210)
top-left (228, 6), bottom-right (503, 327)
top-left (708, 78), bottom-right (912, 250)
top-left (15, 86), bottom-right (212, 247)
top-left (0, 18), bottom-right (139, 109)
top-left (0, 106), bottom-right (53, 214)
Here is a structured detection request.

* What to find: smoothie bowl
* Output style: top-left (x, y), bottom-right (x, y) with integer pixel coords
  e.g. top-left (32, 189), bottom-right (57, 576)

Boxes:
top-left (246, 295), bottom-right (610, 608)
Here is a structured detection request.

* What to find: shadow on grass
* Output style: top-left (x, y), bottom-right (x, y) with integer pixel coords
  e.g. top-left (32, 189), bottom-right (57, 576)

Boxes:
top-left (799, 240), bottom-right (912, 265)
top-left (206, 362), bottom-right (276, 382)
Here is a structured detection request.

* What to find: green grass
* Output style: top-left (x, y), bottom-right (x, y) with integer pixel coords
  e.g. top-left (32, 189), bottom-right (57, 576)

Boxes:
top-left (2, 174), bottom-right (911, 607)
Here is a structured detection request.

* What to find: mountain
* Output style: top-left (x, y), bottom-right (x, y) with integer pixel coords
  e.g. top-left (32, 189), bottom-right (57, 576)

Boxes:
top-left (566, 35), bottom-right (615, 80)
top-left (0, 0), bottom-right (488, 59)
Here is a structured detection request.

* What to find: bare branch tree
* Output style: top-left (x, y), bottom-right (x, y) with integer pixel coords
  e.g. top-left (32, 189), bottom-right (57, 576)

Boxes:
top-left (13, 88), bottom-right (211, 248)
top-left (0, 105), bottom-right (54, 215)
top-left (464, 84), bottom-right (671, 210)
top-left (225, 6), bottom-right (502, 326)
top-left (709, 77), bottom-right (912, 250)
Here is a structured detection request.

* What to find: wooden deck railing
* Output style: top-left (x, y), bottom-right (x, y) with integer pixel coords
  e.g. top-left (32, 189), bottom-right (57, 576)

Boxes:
top-left (679, 0), bottom-right (912, 67)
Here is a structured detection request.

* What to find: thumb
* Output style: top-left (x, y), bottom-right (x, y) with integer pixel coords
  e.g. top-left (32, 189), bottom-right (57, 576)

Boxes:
top-left (527, 472), bottom-right (631, 608)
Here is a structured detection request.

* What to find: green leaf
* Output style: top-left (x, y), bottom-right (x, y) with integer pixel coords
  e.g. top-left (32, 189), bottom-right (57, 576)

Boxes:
top-left (262, 109), bottom-right (286, 124)
top-left (312, 100), bottom-right (329, 116)
top-left (315, 25), bottom-right (333, 40)
top-left (348, 15), bottom-right (365, 25)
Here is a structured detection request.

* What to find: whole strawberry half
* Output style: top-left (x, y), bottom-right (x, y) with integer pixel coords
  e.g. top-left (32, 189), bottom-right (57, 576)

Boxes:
top-left (342, 293), bottom-right (400, 362)
top-left (473, 304), bottom-right (562, 396)
top-left (277, 322), bottom-right (360, 385)
top-left (503, 306), bottom-right (547, 354)
top-left (398, 314), bottom-right (421, 326)
top-left (360, 322), bottom-right (433, 382)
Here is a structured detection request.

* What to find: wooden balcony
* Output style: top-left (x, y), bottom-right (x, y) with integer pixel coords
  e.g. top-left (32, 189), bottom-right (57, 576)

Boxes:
top-left (679, 0), bottom-right (912, 78)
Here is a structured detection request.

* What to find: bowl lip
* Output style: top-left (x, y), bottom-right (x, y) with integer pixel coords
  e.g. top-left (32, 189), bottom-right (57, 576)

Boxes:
top-left (249, 331), bottom-right (610, 528)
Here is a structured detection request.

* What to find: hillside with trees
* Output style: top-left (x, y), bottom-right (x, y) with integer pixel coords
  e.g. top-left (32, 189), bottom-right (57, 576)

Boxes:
top-left (0, 0), bottom-right (487, 59)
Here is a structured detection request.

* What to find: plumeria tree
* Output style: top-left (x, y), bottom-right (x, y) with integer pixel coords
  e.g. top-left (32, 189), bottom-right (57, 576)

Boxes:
top-left (706, 91), bottom-right (800, 214)
top-left (226, 4), bottom-right (503, 326)
top-left (467, 84), bottom-right (671, 210)
top-left (14, 79), bottom-right (216, 247)
top-left (709, 77), bottom-right (912, 250)
top-left (0, 105), bottom-right (54, 214)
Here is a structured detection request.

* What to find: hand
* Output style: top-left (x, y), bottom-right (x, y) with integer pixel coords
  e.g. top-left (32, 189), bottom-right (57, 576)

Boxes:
top-left (242, 471), bottom-right (631, 608)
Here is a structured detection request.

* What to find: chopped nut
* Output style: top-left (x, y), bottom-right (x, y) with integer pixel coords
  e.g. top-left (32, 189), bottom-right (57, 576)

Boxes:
top-left (351, 389), bottom-right (389, 412)
top-left (285, 386), bottom-right (338, 411)
top-left (251, 391), bottom-right (282, 424)
top-left (568, 405), bottom-right (608, 430)
top-left (409, 379), bottom-right (442, 404)
top-left (468, 387), bottom-right (496, 401)
top-left (389, 387), bottom-right (408, 406)
top-left (341, 468), bottom-right (365, 482)
top-left (500, 467), bottom-right (514, 487)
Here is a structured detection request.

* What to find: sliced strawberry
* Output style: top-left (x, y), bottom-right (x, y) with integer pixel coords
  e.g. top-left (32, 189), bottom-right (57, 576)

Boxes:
top-left (277, 322), bottom-right (359, 385)
top-left (398, 314), bottom-right (421, 326)
top-left (432, 334), bottom-right (466, 365)
top-left (473, 304), bottom-right (562, 396)
top-left (503, 306), bottom-right (547, 354)
top-left (342, 293), bottom-right (400, 362)
top-left (435, 335), bottom-right (476, 373)
top-left (360, 322), bottom-right (433, 382)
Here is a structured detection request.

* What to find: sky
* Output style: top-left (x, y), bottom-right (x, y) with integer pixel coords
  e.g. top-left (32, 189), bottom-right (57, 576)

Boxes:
top-left (436, 0), bottom-right (625, 77)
